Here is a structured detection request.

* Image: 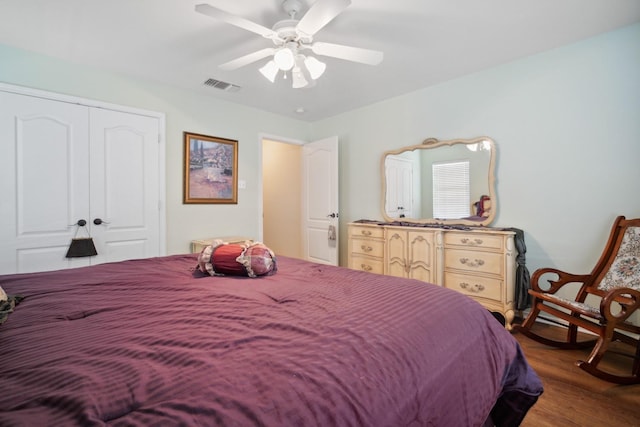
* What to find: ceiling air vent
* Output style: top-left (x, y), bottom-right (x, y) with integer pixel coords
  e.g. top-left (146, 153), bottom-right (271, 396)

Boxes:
top-left (203, 78), bottom-right (240, 92)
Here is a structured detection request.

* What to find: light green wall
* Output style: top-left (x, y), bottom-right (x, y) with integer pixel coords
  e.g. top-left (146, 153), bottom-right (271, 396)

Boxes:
top-left (1, 23), bottom-right (639, 286)
top-left (313, 23), bottom-right (640, 280)
top-left (0, 44), bottom-right (312, 254)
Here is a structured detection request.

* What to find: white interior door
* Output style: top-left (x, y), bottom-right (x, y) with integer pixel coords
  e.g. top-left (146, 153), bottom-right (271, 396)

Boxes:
top-left (0, 91), bottom-right (91, 274)
top-left (89, 108), bottom-right (160, 264)
top-left (385, 155), bottom-right (414, 218)
top-left (302, 136), bottom-right (339, 265)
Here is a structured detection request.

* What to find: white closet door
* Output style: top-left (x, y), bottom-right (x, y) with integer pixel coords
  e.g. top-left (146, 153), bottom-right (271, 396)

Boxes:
top-left (89, 108), bottom-right (160, 264)
top-left (0, 89), bottom-right (163, 274)
top-left (0, 91), bottom-right (91, 274)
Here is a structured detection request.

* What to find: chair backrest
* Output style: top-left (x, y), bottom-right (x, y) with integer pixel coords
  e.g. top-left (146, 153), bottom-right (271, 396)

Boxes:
top-left (594, 217), bottom-right (640, 293)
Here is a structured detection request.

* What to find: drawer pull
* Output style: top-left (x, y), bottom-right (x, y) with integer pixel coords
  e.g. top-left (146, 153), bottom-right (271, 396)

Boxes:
top-left (361, 264), bottom-right (372, 271)
top-left (361, 230), bottom-right (372, 236)
top-left (459, 258), bottom-right (485, 268)
top-left (460, 282), bottom-right (485, 292)
top-left (460, 238), bottom-right (483, 246)
top-left (361, 245), bottom-right (373, 252)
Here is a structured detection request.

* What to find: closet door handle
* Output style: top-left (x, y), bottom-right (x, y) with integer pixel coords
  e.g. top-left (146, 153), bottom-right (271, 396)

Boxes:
top-left (93, 218), bottom-right (110, 225)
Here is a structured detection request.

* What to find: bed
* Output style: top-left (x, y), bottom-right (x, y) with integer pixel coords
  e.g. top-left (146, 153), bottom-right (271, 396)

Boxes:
top-left (0, 254), bottom-right (542, 426)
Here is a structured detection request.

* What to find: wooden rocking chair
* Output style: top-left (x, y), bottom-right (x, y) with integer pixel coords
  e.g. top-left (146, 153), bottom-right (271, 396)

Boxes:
top-left (514, 216), bottom-right (640, 384)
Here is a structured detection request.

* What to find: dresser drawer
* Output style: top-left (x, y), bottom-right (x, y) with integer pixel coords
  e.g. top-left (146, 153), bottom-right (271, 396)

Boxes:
top-left (349, 225), bottom-right (384, 239)
top-left (444, 272), bottom-right (503, 302)
top-left (444, 232), bottom-right (504, 250)
top-left (349, 255), bottom-right (384, 274)
top-left (351, 238), bottom-right (385, 258)
top-left (444, 249), bottom-right (504, 275)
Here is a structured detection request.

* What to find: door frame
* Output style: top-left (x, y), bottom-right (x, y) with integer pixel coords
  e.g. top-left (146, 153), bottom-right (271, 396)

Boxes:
top-left (259, 133), bottom-right (339, 265)
top-left (0, 82), bottom-right (167, 256)
top-left (258, 133), bottom-right (306, 245)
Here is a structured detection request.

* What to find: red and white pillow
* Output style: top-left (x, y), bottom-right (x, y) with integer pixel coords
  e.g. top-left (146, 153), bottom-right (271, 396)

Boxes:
top-left (197, 240), bottom-right (277, 278)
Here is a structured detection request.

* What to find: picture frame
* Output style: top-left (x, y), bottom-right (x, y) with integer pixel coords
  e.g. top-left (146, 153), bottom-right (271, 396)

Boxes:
top-left (183, 132), bottom-right (238, 204)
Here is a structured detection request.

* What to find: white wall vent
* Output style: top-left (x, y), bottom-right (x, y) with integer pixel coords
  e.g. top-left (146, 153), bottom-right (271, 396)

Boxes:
top-left (204, 78), bottom-right (241, 92)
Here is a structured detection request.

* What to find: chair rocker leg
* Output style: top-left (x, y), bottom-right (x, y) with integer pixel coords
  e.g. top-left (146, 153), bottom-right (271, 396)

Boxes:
top-left (576, 330), bottom-right (640, 385)
top-left (577, 360), bottom-right (640, 385)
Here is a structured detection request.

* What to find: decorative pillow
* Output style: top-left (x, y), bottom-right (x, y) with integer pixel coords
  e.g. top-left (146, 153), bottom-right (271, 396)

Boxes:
top-left (237, 242), bottom-right (277, 278)
top-left (212, 243), bottom-right (248, 276)
top-left (0, 285), bottom-right (24, 325)
top-left (481, 198), bottom-right (492, 218)
top-left (197, 240), bottom-right (277, 278)
top-left (197, 240), bottom-right (244, 276)
top-left (474, 195), bottom-right (492, 217)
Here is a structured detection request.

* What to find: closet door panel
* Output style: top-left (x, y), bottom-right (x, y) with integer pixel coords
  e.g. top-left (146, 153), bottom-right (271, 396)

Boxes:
top-left (89, 108), bottom-right (160, 264)
top-left (0, 91), bottom-right (90, 274)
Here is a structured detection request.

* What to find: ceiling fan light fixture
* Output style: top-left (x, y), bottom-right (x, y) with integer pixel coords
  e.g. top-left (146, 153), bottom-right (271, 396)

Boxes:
top-left (274, 47), bottom-right (295, 71)
top-left (304, 56), bottom-right (326, 80)
top-left (196, 1), bottom-right (384, 89)
top-left (259, 60), bottom-right (279, 82)
top-left (292, 68), bottom-right (308, 88)
top-left (291, 54), bottom-right (311, 89)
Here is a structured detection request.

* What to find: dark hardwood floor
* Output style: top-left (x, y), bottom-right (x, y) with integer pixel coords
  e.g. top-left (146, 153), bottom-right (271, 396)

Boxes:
top-left (513, 322), bottom-right (640, 427)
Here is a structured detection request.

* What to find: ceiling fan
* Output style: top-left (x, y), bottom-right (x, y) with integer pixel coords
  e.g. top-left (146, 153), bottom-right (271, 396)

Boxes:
top-left (195, 0), bottom-right (384, 89)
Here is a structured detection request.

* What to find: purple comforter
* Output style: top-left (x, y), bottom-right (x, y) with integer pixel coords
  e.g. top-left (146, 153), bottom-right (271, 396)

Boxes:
top-left (0, 255), bottom-right (542, 426)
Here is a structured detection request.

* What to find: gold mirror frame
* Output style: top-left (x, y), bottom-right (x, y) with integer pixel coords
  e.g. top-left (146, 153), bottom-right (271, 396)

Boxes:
top-left (381, 136), bottom-right (497, 226)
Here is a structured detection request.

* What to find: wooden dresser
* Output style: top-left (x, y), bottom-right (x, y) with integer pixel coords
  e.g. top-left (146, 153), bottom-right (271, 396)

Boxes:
top-left (348, 222), bottom-right (516, 329)
top-left (385, 227), bottom-right (439, 284)
top-left (347, 224), bottom-right (385, 274)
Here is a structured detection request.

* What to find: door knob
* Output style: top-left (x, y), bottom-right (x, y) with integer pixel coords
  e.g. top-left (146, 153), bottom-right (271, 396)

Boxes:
top-left (93, 218), bottom-right (109, 225)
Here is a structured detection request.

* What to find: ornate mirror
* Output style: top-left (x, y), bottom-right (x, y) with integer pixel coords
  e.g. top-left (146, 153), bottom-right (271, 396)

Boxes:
top-left (381, 136), bottom-right (496, 226)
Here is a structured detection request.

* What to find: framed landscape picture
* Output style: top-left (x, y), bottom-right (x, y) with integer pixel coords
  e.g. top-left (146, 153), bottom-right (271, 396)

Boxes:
top-left (183, 132), bottom-right (238, 204)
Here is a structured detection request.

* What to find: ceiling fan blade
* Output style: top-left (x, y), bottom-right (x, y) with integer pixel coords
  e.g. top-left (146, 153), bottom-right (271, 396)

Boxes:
top-left (219, 48), bottom-right (275, 70)
top-left (310, 42), bottom-right (383, 65)
top-left (296, 0), bottom-right (351, 36)
top-left (195, 4), bottom-right (276, 38)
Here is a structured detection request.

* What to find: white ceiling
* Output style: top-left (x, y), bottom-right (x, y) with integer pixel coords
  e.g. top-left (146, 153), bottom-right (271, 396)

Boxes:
top-left (1, 0), bottom-right (639, 122)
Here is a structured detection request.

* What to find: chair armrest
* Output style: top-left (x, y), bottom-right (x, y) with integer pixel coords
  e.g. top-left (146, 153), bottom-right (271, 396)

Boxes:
top-left (530, 267), bottom-right (591, 294)
top-left (600, 287), bottom-right (640, 322)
